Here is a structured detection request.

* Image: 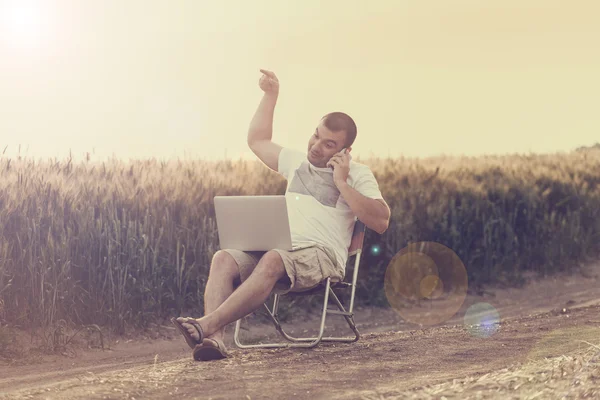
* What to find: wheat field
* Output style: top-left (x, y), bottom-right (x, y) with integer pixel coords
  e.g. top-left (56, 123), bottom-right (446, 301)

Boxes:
top-left (0, 147), bottom-right (599, 331)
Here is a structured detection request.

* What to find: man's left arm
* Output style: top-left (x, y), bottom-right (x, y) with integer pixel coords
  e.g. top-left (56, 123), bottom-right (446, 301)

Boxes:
top-left (328, 149), bottom-right (390, 234)
top-left (336, 182), bottom-right (390, 234)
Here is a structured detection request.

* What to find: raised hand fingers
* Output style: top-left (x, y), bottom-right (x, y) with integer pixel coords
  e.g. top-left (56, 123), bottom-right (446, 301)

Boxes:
top-left (258, 70), bottom-right (280, 93)
top-left (260, 69), bottom-right (277, 79)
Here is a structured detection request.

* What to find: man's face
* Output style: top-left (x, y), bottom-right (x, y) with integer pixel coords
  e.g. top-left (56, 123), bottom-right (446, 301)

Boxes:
top-left (307, 121), bottom-right (348, 168)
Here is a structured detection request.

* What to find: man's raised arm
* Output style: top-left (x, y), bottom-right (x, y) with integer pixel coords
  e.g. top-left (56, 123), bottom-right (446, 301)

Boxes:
top-left (247, 69), bottom-right (283, 172)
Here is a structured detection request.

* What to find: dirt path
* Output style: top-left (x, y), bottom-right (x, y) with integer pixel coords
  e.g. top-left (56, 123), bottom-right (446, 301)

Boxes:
top-left (1, 263), bottom-right (599, 400)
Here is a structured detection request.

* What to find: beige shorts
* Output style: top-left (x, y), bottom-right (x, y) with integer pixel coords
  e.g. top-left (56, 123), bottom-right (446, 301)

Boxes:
top-left (222, 244), bottom-right (344, 295)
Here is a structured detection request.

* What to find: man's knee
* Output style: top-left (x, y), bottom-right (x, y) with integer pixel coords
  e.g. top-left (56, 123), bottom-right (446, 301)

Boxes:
top-left (254, 251), bottom-right (286, 280)
top-left (210, 250), bottom-right (240, 279)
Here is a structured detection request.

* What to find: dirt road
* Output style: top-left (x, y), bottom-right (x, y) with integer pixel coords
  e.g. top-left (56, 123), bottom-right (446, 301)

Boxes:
top-left (1, 264), bottom-right (599, 400)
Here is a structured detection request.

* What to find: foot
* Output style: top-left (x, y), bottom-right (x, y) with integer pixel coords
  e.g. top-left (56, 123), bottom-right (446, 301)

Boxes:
top-left (193, 337), bottom-right (229, 361)
top-left (206, 336), bottom-right (227, 352)
top-left (172, 317), bottom-right (206, 349)
top-left (176, 317), bottom-right (205, 342)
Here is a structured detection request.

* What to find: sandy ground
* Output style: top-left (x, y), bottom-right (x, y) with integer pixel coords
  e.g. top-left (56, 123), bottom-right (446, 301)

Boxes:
top-left (0, 262), bottom-right (599, 400)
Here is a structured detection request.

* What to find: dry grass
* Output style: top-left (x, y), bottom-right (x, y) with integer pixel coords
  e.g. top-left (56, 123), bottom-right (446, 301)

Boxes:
top-left (359, 343), bottom-right (600, 399)
top-left (0, 147), bottom-right (600, 333)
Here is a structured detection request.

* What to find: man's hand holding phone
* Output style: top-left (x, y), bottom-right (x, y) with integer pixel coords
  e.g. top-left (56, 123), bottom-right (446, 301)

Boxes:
top-left (327, 148), bottom-right (352, 187)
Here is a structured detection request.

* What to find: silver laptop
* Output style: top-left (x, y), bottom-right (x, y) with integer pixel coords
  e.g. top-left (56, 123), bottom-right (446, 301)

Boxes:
top-left (214, 195), bottom-right (299, 251)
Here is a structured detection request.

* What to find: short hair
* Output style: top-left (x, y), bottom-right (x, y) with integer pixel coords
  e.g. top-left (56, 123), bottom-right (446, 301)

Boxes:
top-left (321, 112), bottom-right (357, 148)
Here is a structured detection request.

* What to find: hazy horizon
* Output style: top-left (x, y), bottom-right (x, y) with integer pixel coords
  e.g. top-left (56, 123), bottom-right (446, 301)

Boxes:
top-left (1, 0), bottom-right (599, 163)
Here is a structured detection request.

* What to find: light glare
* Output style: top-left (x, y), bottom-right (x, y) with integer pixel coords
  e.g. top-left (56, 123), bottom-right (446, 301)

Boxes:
top-left (1, 2), bottom-right (47, 49)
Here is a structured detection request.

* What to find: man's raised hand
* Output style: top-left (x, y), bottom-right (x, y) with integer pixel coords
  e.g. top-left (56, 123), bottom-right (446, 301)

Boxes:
top-left (259, 69), bottom-right (279, 95)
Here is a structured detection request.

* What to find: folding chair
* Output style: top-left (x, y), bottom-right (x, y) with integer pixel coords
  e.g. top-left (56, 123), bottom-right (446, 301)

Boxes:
top-left (233, 218), bottom-right (367, 348)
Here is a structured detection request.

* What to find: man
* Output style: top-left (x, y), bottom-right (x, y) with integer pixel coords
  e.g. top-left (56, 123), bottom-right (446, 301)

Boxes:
top-left (172, 69), bottom-right (391, 361)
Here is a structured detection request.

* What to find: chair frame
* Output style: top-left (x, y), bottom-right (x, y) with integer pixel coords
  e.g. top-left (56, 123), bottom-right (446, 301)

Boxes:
top-left (233, 219), bottom-right (367, 349)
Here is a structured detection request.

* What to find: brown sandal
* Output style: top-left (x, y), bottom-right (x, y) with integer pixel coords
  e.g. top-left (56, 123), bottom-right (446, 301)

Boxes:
top-left (171, 317), bottom-right (204, 349)
top-left (193, 338), bottom-right (229, 361)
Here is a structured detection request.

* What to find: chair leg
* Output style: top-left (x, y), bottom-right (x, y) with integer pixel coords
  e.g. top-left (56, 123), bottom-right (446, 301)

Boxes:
top-left (233, 278), bottom-right (361, 349)
top-left (327, 288), bottom-right (361, 341)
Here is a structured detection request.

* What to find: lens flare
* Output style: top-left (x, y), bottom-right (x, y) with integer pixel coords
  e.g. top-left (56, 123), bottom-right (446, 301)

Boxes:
top-left (384, 242), bottom-right (468, 326)
top-left (370, 244), bottom-right (381, 256)
top-left (464, 302), bottom-right (500, 338)
top-left (420, 274), bottom-right (443, 299)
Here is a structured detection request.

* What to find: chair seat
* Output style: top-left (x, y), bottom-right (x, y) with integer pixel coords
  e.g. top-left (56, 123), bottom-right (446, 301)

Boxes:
top-left (233, 218), bottom-right (366, 349)
top-left (285, 280), bottom-right (352, 297)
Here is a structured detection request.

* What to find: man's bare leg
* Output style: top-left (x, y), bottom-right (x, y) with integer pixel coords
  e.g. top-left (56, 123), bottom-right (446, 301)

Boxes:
top-left (178, 251), bottom-right (286, 346)
top-left (201, 251), bottom-right (241, 344)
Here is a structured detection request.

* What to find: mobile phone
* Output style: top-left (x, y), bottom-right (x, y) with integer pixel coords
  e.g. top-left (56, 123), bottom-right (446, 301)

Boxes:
top-left (328, 148), bottom-right (348, 169)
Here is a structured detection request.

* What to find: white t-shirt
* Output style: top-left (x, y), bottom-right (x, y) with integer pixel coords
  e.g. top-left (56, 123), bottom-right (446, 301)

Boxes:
top-left (277, 147), bottom-right (384, 272)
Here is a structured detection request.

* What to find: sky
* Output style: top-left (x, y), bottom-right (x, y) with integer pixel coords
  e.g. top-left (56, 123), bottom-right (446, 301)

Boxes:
top-left (0, 0), bottom-right (599, 162)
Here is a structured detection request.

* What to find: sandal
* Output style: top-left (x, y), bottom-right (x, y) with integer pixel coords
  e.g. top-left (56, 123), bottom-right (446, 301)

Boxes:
top-left (193, 338), bottom-right (229, 361)
top-left (171, 317), bottom-right (204, 349)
